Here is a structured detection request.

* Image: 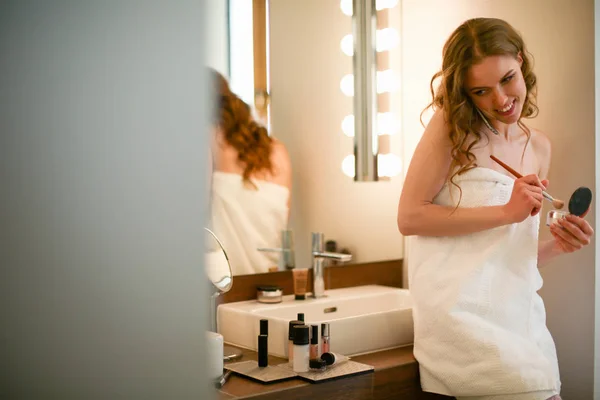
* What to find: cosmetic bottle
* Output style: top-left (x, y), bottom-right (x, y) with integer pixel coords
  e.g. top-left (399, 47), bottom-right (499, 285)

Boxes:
top-left (321, 352), bottom-right (349, 366)
top-left (297, 313), bottom-right (305, 322)
top-left (288, 320), bottom-right (303, 364)
top-left (321, 322), bottom-right (330, 354)
top-left (310, 325), bottom-right (319, 360)
top-left (292, 269), bottom-right (308, 300)
top-left (258, 319), bottom-right (268, 367)
top-left (293, 325), bottom-right (310, 373)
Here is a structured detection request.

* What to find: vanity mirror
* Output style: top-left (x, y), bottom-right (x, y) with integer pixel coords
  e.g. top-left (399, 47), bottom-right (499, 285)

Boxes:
top-left (207, 0), bottom-right (405, 275)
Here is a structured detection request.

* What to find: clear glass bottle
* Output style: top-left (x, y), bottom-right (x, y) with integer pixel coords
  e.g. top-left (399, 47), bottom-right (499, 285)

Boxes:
top-left (321, 323), bottom-right (330, 354)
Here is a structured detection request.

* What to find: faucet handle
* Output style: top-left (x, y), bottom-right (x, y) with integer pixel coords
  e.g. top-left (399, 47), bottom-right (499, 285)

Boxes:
top-left (312, 251), bottom-right (352, 262)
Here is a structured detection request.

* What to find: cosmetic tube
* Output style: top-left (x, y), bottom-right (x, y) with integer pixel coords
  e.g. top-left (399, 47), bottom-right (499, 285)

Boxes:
top-left (292, 269), bottom-right (308, 300)
top-left (321, 352), bottom-right (349, 366)
top-left (293, 325), bottom-right (310, 373)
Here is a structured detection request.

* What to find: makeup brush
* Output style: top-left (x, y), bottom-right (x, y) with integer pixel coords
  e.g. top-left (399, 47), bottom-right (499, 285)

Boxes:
top-left (490, 155), bottom-right (565, 209)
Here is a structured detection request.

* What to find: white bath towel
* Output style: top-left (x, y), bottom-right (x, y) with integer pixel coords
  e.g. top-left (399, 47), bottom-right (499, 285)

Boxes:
top-left (408, 167), bottom-right (560, 397)
top-left (210, 171), bottom-right (289, 276)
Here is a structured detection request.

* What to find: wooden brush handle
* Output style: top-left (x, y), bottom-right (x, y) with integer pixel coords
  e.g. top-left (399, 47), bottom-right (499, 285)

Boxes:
top-left (490, 155), bottom-right (523, 179)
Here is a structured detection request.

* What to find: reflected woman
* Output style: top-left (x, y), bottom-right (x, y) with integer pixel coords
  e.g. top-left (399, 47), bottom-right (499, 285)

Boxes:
top-left (209, 69), bottom-right (292, 275)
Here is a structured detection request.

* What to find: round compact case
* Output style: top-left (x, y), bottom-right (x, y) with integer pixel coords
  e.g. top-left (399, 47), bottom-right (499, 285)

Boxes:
top-left (257, 285), bottom-right (283, 303)
top-left (568, 187), bottom-right (593, 216)
top-left (546, 186), bottom-right (592, 226)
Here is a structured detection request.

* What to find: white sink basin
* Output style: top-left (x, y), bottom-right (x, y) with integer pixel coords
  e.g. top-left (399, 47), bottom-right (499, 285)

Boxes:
top-left (217, 285), bottom-right (413, 358)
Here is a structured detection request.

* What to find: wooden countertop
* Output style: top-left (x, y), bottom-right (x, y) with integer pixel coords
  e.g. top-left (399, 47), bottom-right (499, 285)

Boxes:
top-left (215, 345), bottom-right (453, 400)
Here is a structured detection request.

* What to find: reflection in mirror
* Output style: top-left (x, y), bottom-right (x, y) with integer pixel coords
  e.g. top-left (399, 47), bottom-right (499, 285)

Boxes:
top-left (208, 69), bottom-right (293, 276)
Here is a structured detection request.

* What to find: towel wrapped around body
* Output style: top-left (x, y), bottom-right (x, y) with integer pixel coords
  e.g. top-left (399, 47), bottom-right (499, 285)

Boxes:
top-left (210, 171), bottom-right (289, 275)
top-left (408, 167), bottom-right (560, 397)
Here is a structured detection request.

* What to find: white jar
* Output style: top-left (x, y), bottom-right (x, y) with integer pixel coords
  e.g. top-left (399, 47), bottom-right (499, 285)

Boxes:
top-left (292, 325), bottom-right (309, 373)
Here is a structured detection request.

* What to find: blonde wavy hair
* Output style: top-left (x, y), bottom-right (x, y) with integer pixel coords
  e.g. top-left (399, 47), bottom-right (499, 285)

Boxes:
top-left (422, 17), bottom-right (538, 189)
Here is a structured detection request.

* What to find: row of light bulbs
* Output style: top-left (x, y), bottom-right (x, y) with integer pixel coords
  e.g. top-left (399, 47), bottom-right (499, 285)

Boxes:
top-left (339, 0), bottom-right (402, 179)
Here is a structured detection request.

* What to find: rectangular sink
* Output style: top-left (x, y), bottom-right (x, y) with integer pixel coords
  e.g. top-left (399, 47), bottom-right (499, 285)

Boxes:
top-left (217, 285), bottom-right (413, 358)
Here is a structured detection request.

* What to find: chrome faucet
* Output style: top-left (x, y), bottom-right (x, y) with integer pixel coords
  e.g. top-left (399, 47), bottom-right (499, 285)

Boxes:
top-left (310, 232), bottom-right (352, 298)
top-left (257, 230), bottom-right (296, 270)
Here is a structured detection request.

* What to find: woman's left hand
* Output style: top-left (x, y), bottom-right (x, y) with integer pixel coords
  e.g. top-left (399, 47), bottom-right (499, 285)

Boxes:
top-left (549, 213), bottom-right (594, 254)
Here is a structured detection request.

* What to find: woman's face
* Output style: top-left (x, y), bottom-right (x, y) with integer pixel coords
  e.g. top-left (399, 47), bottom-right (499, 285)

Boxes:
top-left (465, 54), bottom-right (527, 125)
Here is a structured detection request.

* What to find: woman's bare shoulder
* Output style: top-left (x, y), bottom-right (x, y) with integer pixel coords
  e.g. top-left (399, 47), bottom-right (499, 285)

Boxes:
top-left (529, 127), bottom-right (552, 177)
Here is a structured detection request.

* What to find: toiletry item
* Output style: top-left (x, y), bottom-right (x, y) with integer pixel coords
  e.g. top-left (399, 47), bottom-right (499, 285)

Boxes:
top-left (293, 325), bottom-right (310, 373)
top-left (310, 325), bottom-right (319, 360)
top-left (546, 187), bottom-right (593, 226)
top-left (321, 352), bottom-right (349, 366)
top-left (288, 320), bottom-right (303, 364)
top-left (214, 370), bottom-right (232, 388)
top-left (309, 358), bottom-right (327, 370)
top-left (206, 331), bottom-right (224, 380)
top-left (292, 269), bottom-right (308, 300)
top-left (546, 210), bottom-right (568, 226)
top-left (258, 319), bottom-right (268, 367)
top-left (568, 187), bottom-right (592, 216)
top-left (257, 285), bottom-right (283, 304)
top-left (321, 323), bottom-right (330, 354)
top-left (297, 313), bottom-right (305, 322)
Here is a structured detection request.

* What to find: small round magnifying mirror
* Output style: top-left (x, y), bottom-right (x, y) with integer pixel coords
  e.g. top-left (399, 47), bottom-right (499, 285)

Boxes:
top-left (204, 228), bottom-right (242, 362)
top-left (204, 227), bottom-right (233, 294)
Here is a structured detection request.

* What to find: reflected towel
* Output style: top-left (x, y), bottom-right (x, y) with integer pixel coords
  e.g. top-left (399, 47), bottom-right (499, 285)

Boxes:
top-left (210, 171), bottom-right (289, 275)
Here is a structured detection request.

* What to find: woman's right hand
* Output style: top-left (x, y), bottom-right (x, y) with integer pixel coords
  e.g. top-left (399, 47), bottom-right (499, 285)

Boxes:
top-left (503, 174), bottom-right (547, 223)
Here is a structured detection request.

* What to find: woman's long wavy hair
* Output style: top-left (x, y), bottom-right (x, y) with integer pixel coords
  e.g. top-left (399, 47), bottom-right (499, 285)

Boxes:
top-left (422, 17), bottom-right (538, 190)
top-left (210, 68), bottom-right (273, 185)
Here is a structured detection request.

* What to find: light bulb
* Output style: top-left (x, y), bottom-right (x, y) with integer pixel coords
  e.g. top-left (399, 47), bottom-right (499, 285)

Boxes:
top-left (341, 154), bottom-right (355, 177)
top-left (340, 74), bottom-right (354, 97)
top-left (376, 28), bottom-right (399, 52)
top-left (377, 153), bottom-right (402, 177)
top-left (376, 0), bottom-right (399, 10)
top-left (340, 34), bottom-right (354, 56)
top-left (340, 0), bottom-right (352, 16)
top-left (377, 69), bottom-right (399, 93)
top-left (342, 115), bottom-right (355, 137)
top-left (377, 112), bottom-right (399, 135)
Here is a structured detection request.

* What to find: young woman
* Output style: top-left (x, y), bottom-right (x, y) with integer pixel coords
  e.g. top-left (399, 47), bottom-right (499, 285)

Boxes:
top-left (209, 69), bottom-right (292, 276)
top-left (397, 18), bottom-right (593, 400)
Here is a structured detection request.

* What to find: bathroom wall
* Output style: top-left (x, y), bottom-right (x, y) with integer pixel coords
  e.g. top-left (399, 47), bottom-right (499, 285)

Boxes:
top-left (401, 0), bottom-right (596, 398)
top-left (269, 0), bottom-right (404, 268)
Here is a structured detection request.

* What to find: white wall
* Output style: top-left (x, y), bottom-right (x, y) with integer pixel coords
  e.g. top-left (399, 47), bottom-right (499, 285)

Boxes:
top-left (270, 0), bottom-right (404, 268)
top-left (401, 0), bottom-right (596, 398)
